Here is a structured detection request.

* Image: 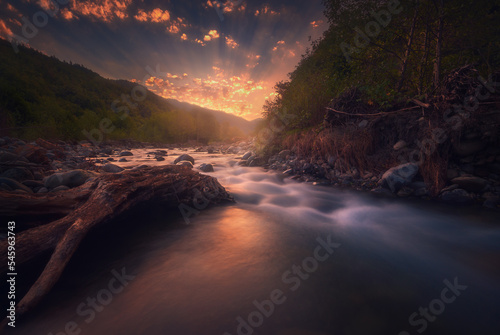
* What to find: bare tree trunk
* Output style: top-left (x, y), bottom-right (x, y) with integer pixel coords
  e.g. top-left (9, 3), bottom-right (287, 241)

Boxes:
top-left (0, 166), bottom-right (233, 326)
top-left (433, 0), bottom-right (444, 89)
top-left (397, 5), bottom-right (419, 92)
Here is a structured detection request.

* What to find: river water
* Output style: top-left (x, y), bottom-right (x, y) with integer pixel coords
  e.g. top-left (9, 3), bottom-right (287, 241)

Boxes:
top-left (9, 149), bottom-right (500, 335)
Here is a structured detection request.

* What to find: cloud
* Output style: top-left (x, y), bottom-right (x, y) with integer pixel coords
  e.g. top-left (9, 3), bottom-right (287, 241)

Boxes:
top-left (246, 53), bottom-right (261, 69)
top-left (310, 20), bottom-right (324, 28)
top-left (55, 0), bottom-right (133, 22)
top-left (166, 18), bottom-right (188, 34)
top-left (134, 8), bottom-right (170, 23)
top-left (254, 4), bottom-right (279, 16)
top-left (138, 67), bottom-right (267, 118)
top-left (225, 36), bottom-right (239, 49)
top-left (205, 0), bottom-right (246, 14)
top-left (0, 19), bottom-right (13, 39)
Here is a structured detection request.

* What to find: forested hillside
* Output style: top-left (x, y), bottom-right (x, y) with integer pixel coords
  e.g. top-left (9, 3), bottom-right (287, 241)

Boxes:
top-left (0, 38), bottom-right (248, 143)
top-left (263, 0), bottom-right (500, 128)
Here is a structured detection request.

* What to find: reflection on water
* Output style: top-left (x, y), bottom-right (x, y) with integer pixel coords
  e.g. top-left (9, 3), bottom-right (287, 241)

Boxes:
top-left (9, 149), bottom-right (500, 335)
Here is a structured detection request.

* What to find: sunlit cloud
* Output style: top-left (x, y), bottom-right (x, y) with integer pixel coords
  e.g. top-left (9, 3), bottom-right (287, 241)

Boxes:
top-left (225, 36), bottom-right (239, 49)
top-left (310, 20), bottom-right (324, 28)
top-left (134, 8), bottom-right (171, 23)
top-left (205, 0), bottom-right (246, 14)
top-left (57, 0), bottom-right (134, 22)
top-left (0, 19), bottom-right (13, 39)
top-left (254, 4), bottom-right (279, 16)
top-left (138, 67), bottom-right (267, 118)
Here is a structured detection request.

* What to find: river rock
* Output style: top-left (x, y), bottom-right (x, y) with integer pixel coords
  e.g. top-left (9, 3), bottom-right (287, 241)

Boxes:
top-left (0, 177), bottom-right (34, 193)
top-left (393, 140), bottom-right (407, 151)
top-left (199, 163), bottom-right (214, 172)
top-left (278, 150), bottom-right (292, 160)
top-left (174, 154), bottom-right (195, 165)
top-left (44, 169), bottom-right (97, 189)
top-left (439, 189), bottom-right (474, 204)
top-left (453, 140), bottom-right (486, 157)
top-left (0, 151), bottom-right (28, 163)
top-left (176, 161), bottom-right (194, 168)
top-left (358, 120), bottom-right (368, 128)
top-left (450, 176), bottom-right (488, 193)
top-left (0, 167), bottom-right (34, 182)
top-left (156, 156), bottom-right (165, 161)
top-left (242, 151), bottom-right (253, 160)
top-left (102, 163), bottom-right (124, 173)
top-left (37, 187), bottom-right (48, 194)
top-left (119, 151), bottom-right (134, 156)
top-left (119, 158), bottom-right (128, 162)
top-left (52, 185), bottom-right (70, 192)
top-left (378, 163), bottom-right (419, 192)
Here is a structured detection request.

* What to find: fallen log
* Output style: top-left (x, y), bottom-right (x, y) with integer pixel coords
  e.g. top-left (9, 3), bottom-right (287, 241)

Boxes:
top-left (0, 165), bottom-right (233, 325)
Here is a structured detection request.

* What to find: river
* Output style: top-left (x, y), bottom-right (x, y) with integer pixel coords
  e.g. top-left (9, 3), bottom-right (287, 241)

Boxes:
top-left (9, 149), bottom-right (500, 335)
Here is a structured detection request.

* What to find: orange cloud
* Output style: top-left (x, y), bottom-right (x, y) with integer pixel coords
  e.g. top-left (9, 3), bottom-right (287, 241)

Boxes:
top-left (166, 17), bottom-right (188, 35)
top-left (138, 68), bottom-right (267, 119)
top-left (310, 20), bottom-right (324, 28)
top-left (134, 8), bottom-right (170, 23)
top-left (205, 0), bottom-right (246, 14)
top-left (58, 0), bottom-right (133, 22)
top-left (255, 4), bottom-right (279, 16)
top-left (0, 19), bottom-right (13, 39)
top-left (225, 36), bottom-right (239, 49)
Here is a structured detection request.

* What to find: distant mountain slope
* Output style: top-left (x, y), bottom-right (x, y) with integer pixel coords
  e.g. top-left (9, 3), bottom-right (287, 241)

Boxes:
top-left (166, 99), bottom-right (261, 135)
top-left (0, 38), bottom-right (255, 143)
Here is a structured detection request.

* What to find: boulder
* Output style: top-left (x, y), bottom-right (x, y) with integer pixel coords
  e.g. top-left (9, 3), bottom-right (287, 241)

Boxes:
top-left (0, 151), bottom-right (28, 163)
top-left (52, 185), bottom-right (70, 192)
top-left (15, 144), bottom-right (49, 164)
top-left (450, 176), bottom-right (488, 193)
top-left (242, 151), bottom-right (253, 160)
top-left (378, 163), bottom-right (419, 192)
top-left (0, 167), bottom-right (34, 182)
top-left (176, 161), bottom-right (193, 168)
top-left (102, 163), bottom-right (124, 173)
top-left (0, 177), bottom-right (33, 193)
top-left (199, 163), bottom-right (214, 172)
top-left (278, 150), bottom-right (292, 160)
top-left (393, 140), bottom-right (407, 151)
top-left (174, 154), bottom-right (195, 165)
top-left (155, 156), bottom-right (165, 161)
top-left (453, 140), bottom-right (486, 157)
top-left (439, 189), bottom-right (474, 204)
top-left (358, 120), bottom-right (368, 128)
top-left (44, 170), bottom-right (97, 189)
top-left (119, 151), bottom-right (134, 156)
top-left (119, 158), bottom-right (128, 162)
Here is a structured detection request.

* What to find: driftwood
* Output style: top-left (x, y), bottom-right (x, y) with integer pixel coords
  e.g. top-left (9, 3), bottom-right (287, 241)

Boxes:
top-left (0, 165), bottom-right (232, 326)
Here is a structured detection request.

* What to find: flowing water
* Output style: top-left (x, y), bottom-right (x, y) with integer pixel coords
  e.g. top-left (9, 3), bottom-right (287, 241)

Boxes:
top-left (9, 149), bottom-right (500, 335)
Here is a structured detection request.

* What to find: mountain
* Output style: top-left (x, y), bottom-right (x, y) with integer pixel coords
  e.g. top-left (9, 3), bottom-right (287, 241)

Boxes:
top-left (166, 99), bottom-right (262, 135)
top-left (0, 38), bottom-right (257, 143)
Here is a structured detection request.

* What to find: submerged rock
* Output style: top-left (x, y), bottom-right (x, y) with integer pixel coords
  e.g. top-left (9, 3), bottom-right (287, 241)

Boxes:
top-left (102, 163), bottom-right (124, 173)
top-left (378, 163), bottom-right (419, 193)
top-left (439, 189), bottom-right (474, 204)
top-left (199, 163), bottom-right (214, 172)
top-left (176, 161), bottom-right (194, 168)
top-left (174, 154), bottom-right (195, 165)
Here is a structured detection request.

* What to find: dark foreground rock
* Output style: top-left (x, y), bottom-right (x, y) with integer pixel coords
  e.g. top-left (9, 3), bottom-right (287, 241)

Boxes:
top-left (0, 165), bottom-right (232, 325)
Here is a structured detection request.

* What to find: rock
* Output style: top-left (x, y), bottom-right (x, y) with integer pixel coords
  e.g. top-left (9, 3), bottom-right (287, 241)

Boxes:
top-left (397, 187), bottom-right (414, 197)
top-left (238, 160), bottom-right (248, 166)
top-left (119, 158), bottom-right (128, 162)
top-left (393, 140), bottom-right (407, 151)
top-left (453, 140), bottom-right (486, 157)
top-left (450, 176), bottom-right (488, 193)
top-left (440, 184), bottom-right (459, 193)
top-left (278, 150), bottom-right (292, 160)
top-left (249, 157), bottom-right (265, 167)
top-left (358, 120), bottom-right (368, 128)
top-left (0, 151), bottom-right (28, 163)
top-left (350, 168), bottom-right (360, 179)
top-left (52, 185), bottom-right (70, 192)
top-left (483, 197), bottom-right (500, 209)
top-left (22, 180), bottom-right (44, 189)
top-left (44, 170), bottom-right (97, 189)
top-left (242, 151), bottom-right (253, 160)
top-left (378, 163), bottom-right (419, 192)
top-left (440, 189), bottom-right (474, 204)
top-left (283, 169), bottom-right (294, 175)
top-left (0, 177), bottom-right (33, 193)
top-left (102, 163), bottom-right (124, 173)
top-left (0, 167), bottom-right (34, 182)
top-left (371, 187), bottom-right (395, 197)
top-left (207, 147), bottom-right (216, 154)
top-left (155, 156), bottom-right (165, 161)
top-left (327, 155), bottom-right (336, 166)
top-left (107, 157), bottom-right (115, 161)
top-left (174, 154), bottom-right (195, 165)
top-left (199, 163), bottom-right (214, 172)
top-left (414, 187), bottom-right (429, 197)
top-left (176, 161), bottom-right (194, 168)
top-left (119, 151), bottom-right (134, 157)
top-left (37, 187), bottom-right (48, 194)
top-left (447, 168), bottom-right (460, 180)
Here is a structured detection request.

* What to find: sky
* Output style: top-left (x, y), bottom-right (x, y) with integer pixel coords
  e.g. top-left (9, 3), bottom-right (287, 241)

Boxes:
top-left (0, 0), bottom-right (328, 120)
